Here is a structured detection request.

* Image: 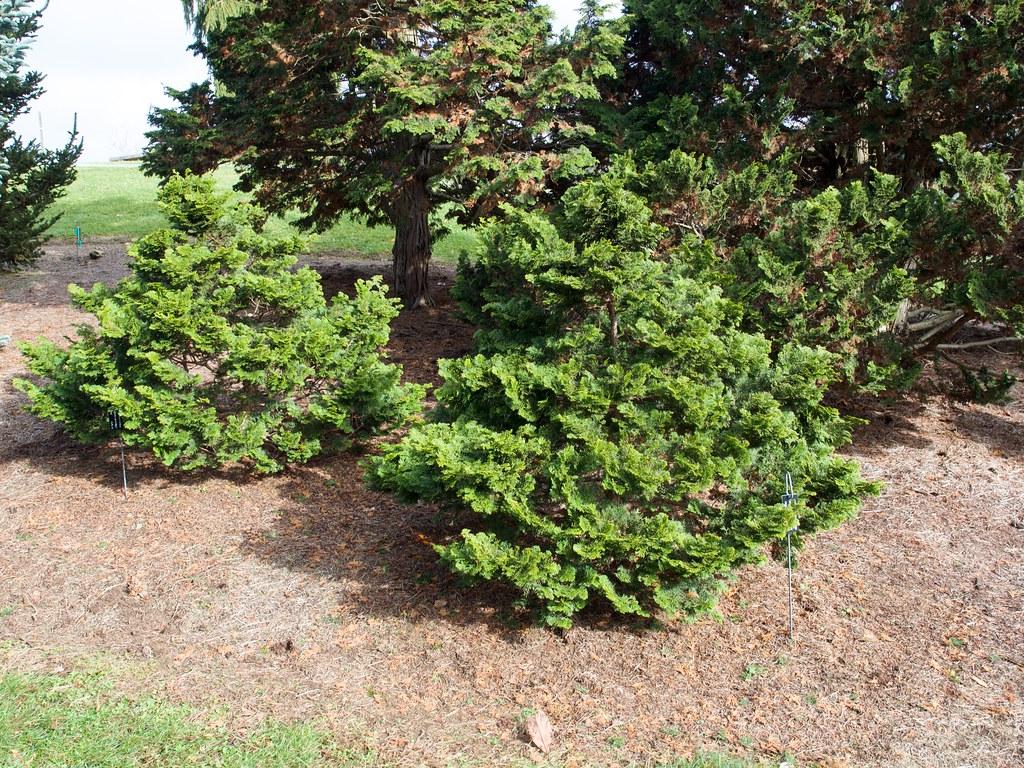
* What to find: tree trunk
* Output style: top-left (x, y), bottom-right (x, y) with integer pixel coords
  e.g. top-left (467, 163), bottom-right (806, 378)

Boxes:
top-left (391, 177), bottom-right (432, 309)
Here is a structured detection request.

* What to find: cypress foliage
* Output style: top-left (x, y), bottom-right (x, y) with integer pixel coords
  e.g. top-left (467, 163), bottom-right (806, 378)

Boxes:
top-left (147, 0), bottom-right (624, 308)
top-left (369, 169), bottom-right (878, 628)
top-left (618, 1), bottom-right (1024, 393)
top-left (16, 173), bottom-right (423, 473)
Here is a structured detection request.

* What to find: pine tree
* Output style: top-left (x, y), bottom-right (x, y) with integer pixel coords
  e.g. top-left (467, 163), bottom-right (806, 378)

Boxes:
top-left (0, 0), bottom-right (81, 269)
top-left (148, 0), bottom-right (622, 307)
top-left (0, 2), bottom-right (18, 186)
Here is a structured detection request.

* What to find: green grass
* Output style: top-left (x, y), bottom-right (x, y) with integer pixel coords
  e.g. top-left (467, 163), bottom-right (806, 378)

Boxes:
top-left (0, 668), bottom-right (377, 768)
top-left (663, 754), bottom-right (790, 768)
top-left (0, 664), bottom-right (806, 768)
top-left (46, 163), bottom-right (478, 262)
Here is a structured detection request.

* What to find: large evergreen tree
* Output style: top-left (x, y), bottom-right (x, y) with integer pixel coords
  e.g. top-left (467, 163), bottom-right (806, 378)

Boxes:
top-left (148, 1), bottom-right (622, 307)
top-left (618, 0), bottom-right (1024, 388)
top-left (0, 0), bottom-right (81, 269)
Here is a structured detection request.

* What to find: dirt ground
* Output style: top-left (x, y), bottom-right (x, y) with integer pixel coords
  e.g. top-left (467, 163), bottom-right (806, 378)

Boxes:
top-left (1, 243), bottom-right (1022, 768)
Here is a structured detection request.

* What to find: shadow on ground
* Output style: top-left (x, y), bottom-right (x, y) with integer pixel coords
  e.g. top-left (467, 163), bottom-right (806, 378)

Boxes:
top-left (953, 405), bottom-right (1024, 458)
top-left (237, 451), bottom-right (717, 638)
top-left (842, 394), bottom-right (934, 453)
top-left (0, 372), bottom-right (268, 496)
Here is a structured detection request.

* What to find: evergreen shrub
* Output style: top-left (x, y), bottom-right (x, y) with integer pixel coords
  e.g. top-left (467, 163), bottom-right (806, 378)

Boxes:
top-left (16, 173), bottom-right (422, 473)
top-left (369, 171), bottom-right (879, 627)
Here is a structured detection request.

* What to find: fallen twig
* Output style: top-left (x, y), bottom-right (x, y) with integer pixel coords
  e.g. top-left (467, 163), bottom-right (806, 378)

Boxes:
top-left (936, 337), bottom-right (1023, 351)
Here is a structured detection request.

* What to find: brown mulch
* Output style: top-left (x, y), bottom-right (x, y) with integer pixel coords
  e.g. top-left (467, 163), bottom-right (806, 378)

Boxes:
top-left (1, 244), bottom-right (1022, 768)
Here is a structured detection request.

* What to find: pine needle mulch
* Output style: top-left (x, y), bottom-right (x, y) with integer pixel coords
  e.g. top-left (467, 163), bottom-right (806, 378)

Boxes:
top-left (1, 245), bottom-right (1021, 768)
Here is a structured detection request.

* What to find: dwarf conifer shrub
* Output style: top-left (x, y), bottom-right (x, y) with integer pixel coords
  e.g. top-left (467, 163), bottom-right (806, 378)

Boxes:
top-left (16, 173), bottom-right (422, 473)
top-left (567, 149), bottom-right (1022, 396)
top-left (369, 172), bottom-right (879, 627)
top-left (587, 152), bottom-right (920, 392)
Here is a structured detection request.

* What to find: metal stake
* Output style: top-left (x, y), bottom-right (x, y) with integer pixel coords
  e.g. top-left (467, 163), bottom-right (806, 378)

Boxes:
top-left (108, 411), bottom-right (128, 498)
top-left (119, 438), bottom-right (129, 499)
top-left (782, 472), bottom-right (799, 641)
top-left (786, 527), bottom-right (795, 640)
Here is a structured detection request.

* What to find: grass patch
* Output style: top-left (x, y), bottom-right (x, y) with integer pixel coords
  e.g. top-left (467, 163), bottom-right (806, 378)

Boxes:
top-left (664, 757), bottom-right (779, 768)
top-left (46, 163), bottom-right (477, 261)
top-left (0, 668), bottom-right (376, 767)
top-left (0, 665), bottom-right (804, 767)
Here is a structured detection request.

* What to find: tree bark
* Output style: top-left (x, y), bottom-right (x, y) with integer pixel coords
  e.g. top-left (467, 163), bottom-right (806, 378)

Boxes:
top-left (391, 176), bottom-right (433, 308)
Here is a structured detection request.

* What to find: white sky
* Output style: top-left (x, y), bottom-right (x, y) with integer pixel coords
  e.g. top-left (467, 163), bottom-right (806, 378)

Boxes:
top-left (13, 0), bottom-right (595, 163)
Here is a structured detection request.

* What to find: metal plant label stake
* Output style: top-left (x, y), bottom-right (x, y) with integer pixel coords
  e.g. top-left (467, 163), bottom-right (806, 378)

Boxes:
top-left (782, 472), bottom-right (799, 641)
top-left (108, 411), bottom-right (128, 498)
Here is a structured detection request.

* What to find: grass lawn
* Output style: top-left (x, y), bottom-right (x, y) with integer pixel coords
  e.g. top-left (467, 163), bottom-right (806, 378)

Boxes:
top-left (0, 667), bottom-right (376, 768)
top-left (45, 164), bottom-right (478, 261)
top-left (0, 665), bottom-right (787, 768)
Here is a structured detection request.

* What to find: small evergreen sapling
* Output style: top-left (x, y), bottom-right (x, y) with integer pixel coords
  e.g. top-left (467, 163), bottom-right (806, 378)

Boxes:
top-left (0, 0), bottom-right (81, 268)
top-left (369, 171), bottom-right (879, 627)
top-left (16, 173), bottom-right (423, 473)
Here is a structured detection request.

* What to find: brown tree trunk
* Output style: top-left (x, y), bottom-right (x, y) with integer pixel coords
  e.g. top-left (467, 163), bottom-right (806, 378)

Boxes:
top-left (391, 177), bottom-right (433, 308)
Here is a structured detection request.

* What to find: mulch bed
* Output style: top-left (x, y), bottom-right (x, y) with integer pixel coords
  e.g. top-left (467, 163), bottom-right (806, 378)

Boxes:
top-left (1, 244), bottom-right (1022, 767)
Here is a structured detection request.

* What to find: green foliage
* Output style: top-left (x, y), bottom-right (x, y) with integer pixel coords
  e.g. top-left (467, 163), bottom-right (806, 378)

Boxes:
top-left (0, 1), bottom-right (22, 187)
top-left (181, 0), bottom-right (258, 34)
top-left (959, 365), bottom-right (1017, 404)
top-left (725, 173), bottom-right (918, 389)
top-left (370, 171), bottom-right (878, 628)
top-left (155, 0), bottom-right (624, 305)
top-left (623, 0), bottom-right (1024, 187)
top-left (572, 144), bottom-right (1022, 396)
top-left (545, 153), bottom-right (919, 391)
top-left (16, 174), bottom-right (422, 474)
top-left (618, 2), bottom-right (1024, 397)
top-left (0, 0), bottom-right (81, 268)
top-left (142, 82), bottom-right (231, 183)
top-left (156, 170), bottom-right (234, 235)
top-left (908, 134), bottom-right (1024, 331)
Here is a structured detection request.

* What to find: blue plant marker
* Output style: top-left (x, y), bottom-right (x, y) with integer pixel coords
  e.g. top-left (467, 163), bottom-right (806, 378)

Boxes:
top-left (73, 226), bottom-right (84, 261)
top-left (782, 472), bottom-right (799, 640)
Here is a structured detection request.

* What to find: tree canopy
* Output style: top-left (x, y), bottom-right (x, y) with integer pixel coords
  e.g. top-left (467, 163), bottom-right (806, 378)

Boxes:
top-left (149, 0), bottom-right (623, 306)
top-left (624, 0), bottom-right (1024, 186)
top-left (616, 0), bottom-right (1024, 389)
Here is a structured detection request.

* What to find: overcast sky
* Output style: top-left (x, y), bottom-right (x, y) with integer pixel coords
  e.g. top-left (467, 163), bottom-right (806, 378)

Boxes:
top-left (13, 0), bottom-right (597, 163)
